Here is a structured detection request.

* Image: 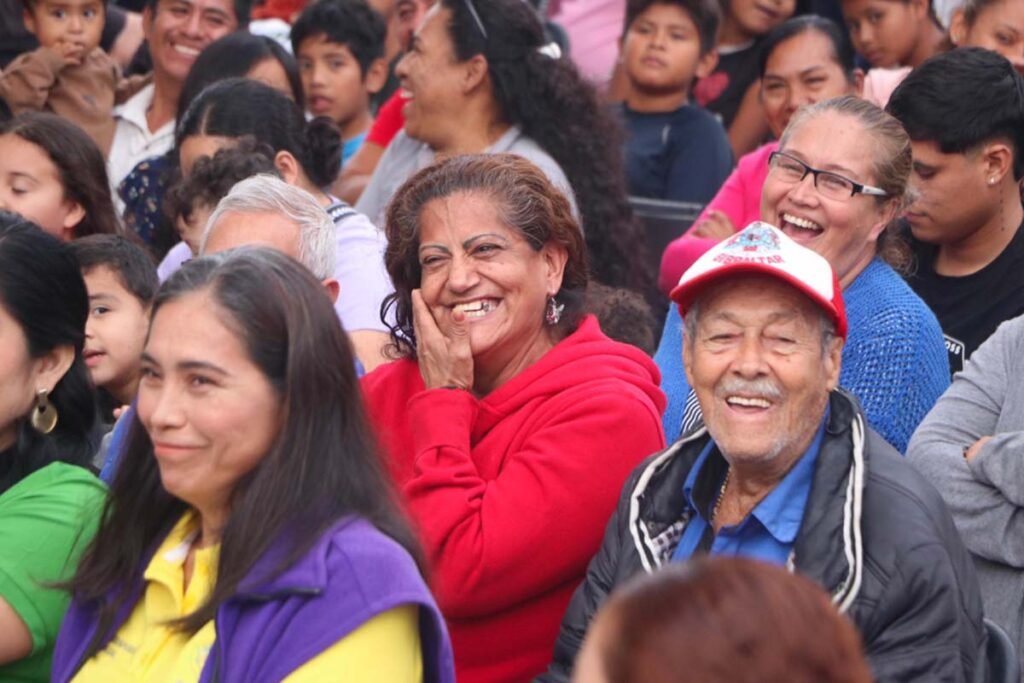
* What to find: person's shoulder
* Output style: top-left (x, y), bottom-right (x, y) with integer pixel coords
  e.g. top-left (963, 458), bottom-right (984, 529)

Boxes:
top-left (847, 260), bottom-right (940, 328)
top-left (331, 204), bottom-right (383, 240)
top-left (1, 462), bottom-right (104, 504)
top-left (737, 141), bottom-right (778, 171)
top-left (360, 358), bottom-right (420, 398)
top-left (547, 317), bottom-right (660, 380)
top-left (321, 518), bottom-right (425, 597)
top-left (861, 432), bottom-right (960, 545)
top-left (383, 131), bottom-right (424, 158)
top-left (0, 463), bottom-right (105, 535)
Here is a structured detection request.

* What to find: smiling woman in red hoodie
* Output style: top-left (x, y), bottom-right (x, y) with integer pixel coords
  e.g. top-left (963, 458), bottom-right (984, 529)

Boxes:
top-left (361, 153), bottom-right (666, 683)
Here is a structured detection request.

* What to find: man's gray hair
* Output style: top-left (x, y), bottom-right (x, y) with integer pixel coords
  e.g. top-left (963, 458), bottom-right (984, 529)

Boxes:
top-left (201, 174), bottom-right (337, 280)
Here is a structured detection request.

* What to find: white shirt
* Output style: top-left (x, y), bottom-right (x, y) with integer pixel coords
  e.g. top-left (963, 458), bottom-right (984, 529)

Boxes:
top-left (107, 83), bottom-right (175, 202)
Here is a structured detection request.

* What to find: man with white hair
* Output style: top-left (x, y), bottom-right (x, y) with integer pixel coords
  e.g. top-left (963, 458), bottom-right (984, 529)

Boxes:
top-left (200, 175), bottom-right (393, 370)
top-left (202, 174), bottom-right (341, 299)
top-left (540, 223), bottom-right (984, 683)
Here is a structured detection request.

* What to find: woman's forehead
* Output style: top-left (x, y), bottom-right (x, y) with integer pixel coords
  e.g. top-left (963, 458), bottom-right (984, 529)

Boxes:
top-left (784, 112), bottom-right (877, 179)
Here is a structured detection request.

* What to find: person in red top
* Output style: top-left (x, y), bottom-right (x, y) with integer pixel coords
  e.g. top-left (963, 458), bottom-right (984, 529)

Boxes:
top-left (361, 153), bottom-right (666, 683)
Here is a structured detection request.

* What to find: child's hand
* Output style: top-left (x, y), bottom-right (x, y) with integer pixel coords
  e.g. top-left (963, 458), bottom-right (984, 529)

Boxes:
top-left (112, 404), bottom-right (130, 419)
top-left (55, 41), bottom-right (86, 66)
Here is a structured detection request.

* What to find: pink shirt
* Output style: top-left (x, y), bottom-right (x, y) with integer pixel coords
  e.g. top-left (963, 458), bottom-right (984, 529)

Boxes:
top-left (658, 141), bottom-right (778, 293)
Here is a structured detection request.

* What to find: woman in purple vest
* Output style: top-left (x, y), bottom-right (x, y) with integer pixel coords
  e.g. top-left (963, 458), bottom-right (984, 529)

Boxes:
top-left (50, 248), bottom-right (454, 683)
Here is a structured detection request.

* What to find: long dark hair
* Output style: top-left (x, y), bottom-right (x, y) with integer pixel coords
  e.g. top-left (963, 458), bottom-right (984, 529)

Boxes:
top-left (66, 248), bottom-right (421, 654)
top-left (382, 153), bottom-right (589, 357)
top-left (177, 78), bottom-right (341, 189)
top-left (440, 0), bottom-right (652, 296)
top-left (176, 32), bottom-right (305, 120)
top-left (0, 213), bottom-right (100, 493)
top-left (758, 16), bottom-right (858, 82)
top-left (1, 114), bottom-right (120, 239)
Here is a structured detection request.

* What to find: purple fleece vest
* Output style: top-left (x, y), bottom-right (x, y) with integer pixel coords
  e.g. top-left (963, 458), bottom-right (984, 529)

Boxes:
top-left (51, 517), bottom-right (455, 683)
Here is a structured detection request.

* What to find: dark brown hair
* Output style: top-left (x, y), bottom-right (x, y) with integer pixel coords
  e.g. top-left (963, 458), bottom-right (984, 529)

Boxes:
top-left (1, 113), bottom-right (121, 239)
top-left (65, 248), bottom-right (421, 651)
top-left (164, 137), bottom-right (280, 224)
top-left (440, 0), bottom-right (651, 297)
top-left (595, 557), bottom-right (873, 683)
top-left (382, 153), bottom-right (589, 358)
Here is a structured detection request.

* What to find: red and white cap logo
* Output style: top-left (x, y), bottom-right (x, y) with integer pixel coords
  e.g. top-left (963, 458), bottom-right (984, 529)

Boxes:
top-left (670, 222), bottom-right (847, 340)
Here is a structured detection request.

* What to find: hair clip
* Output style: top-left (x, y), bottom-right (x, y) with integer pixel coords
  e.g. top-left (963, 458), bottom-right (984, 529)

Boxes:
top-left (537, 42), bottom-right (562, 60)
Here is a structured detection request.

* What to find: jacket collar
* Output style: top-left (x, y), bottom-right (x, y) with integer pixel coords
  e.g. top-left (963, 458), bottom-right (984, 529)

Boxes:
top-left (233, 517), bottom-right (364, 599)
top-left (629, 390), bottom-right (868, 609)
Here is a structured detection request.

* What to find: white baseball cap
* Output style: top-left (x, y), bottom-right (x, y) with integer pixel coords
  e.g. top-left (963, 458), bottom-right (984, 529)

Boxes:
top-left (669, 222), bottom-right (848, 340)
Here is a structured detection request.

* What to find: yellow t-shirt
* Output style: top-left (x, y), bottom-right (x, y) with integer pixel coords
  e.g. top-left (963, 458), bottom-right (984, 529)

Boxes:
top-left (73, 513), bottom-right (423, 682)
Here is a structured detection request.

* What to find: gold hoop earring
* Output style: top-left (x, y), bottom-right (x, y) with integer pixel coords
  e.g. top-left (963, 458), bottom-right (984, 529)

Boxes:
top-left (30, 390), bottom-right (58, 434)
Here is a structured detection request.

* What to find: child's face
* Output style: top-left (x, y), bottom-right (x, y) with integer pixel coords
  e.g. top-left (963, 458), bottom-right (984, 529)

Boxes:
top-left (842, 0), bottom-right (924, 67)
top-left (952, 0), bottom-right (1024, 73)
top-left (622, 3), bottom-right (716, 95)
top-left (297, 35), bottom-right (375, 133)
top-left (727, 0), bottom-right (795, 41)
top-left (177, 202), bottom-right (213, 256)
top-left (83, 266), bottom-right (151, 405)
top-left (23, 0), bottom-right (104, 60)
top-left (0, 133), bottom-right (83, 241)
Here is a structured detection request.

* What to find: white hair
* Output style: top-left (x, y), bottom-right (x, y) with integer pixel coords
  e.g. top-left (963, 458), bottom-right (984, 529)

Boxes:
top-left (201, 174), bottom-right (337, 280)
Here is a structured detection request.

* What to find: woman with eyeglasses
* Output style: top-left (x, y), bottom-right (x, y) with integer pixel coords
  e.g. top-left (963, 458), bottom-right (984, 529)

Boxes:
top-left (655, 95), bottom-right (949, 455)
top-left (355, 0), bottom-right (651, 298)
top-left (659, 16), bottom-right (864, 295)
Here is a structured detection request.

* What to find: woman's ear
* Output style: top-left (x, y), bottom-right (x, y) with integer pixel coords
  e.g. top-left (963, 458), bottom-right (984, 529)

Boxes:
top-left (32, 344), bottom-right (75, 400)
top-left (60, 200), bottom-right (86, 239)
top-left (542, 242), bottom-right (569, 296)
top-left (868, 200), bottom-right (900, 244)
top-left (461, 54), bottom-right (490, 95)
top-left (274, 150), bottom-right (302, 185)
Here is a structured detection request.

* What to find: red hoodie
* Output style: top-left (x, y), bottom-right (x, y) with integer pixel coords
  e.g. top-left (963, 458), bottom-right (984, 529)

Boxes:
top-left (361, 316), bottom-right (666, 683)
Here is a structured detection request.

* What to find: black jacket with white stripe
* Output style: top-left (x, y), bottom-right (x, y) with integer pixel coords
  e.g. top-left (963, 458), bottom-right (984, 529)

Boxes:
top-left (537, 389), bottom-right (985, 683)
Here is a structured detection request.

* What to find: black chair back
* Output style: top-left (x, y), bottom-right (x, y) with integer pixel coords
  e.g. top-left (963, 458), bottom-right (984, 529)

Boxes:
top-left (628, 196), bottom-right (704, 277)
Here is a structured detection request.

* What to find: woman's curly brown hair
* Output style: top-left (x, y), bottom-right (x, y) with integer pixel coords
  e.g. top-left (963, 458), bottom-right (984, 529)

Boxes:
top-left (381, 153), bottom-right (589, 359)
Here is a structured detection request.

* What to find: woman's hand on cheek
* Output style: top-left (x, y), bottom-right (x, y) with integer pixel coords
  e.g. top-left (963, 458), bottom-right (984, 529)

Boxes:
top-left (412, 289), bottom-right (474, 391)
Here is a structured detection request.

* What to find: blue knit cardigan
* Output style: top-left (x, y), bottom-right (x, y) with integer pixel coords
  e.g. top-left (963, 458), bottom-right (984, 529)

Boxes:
top-left (654, 258), bottom-right (949, 453)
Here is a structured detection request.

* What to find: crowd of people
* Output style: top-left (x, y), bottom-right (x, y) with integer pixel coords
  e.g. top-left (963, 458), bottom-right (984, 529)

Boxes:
top-left (1, 0), bottom-right (1024, 680)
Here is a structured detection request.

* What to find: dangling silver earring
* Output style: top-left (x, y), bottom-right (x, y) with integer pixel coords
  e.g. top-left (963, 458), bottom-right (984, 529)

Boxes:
top-left (30, 389), bottom-right (58, 434)
top-left (545, 296), bottom-right (564, 326)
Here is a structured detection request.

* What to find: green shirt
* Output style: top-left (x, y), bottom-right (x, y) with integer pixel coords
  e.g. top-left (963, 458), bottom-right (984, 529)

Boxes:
top-left (0, 462), bottom-right (106, 682)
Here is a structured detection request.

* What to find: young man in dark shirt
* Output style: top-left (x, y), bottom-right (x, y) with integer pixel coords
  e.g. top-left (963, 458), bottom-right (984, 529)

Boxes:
top-left (888, 47), bottom-right (1024, 375)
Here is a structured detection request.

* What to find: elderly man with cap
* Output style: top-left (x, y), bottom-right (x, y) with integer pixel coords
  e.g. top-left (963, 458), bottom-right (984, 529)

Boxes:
top-left (538, 223), bottom-right (985, 683)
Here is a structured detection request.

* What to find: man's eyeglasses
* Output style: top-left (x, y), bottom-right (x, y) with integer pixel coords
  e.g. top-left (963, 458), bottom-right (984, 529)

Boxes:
top-left (767, 151), bottom-right (889, 201)
top-left (463, 0), bottom-right (488, 40)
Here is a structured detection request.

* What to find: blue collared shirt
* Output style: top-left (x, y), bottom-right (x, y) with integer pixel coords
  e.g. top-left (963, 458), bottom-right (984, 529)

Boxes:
top-left (671, 410), bottom-right (828, 566)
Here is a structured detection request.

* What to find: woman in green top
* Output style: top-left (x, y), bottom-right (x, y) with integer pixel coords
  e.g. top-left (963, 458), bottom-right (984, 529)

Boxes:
top-left (0, 212), bottom-right (106, 681)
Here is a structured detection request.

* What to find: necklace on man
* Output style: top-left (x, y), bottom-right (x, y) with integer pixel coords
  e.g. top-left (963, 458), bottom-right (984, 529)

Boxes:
top-left (711, 467), bottom-right (731, 524)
